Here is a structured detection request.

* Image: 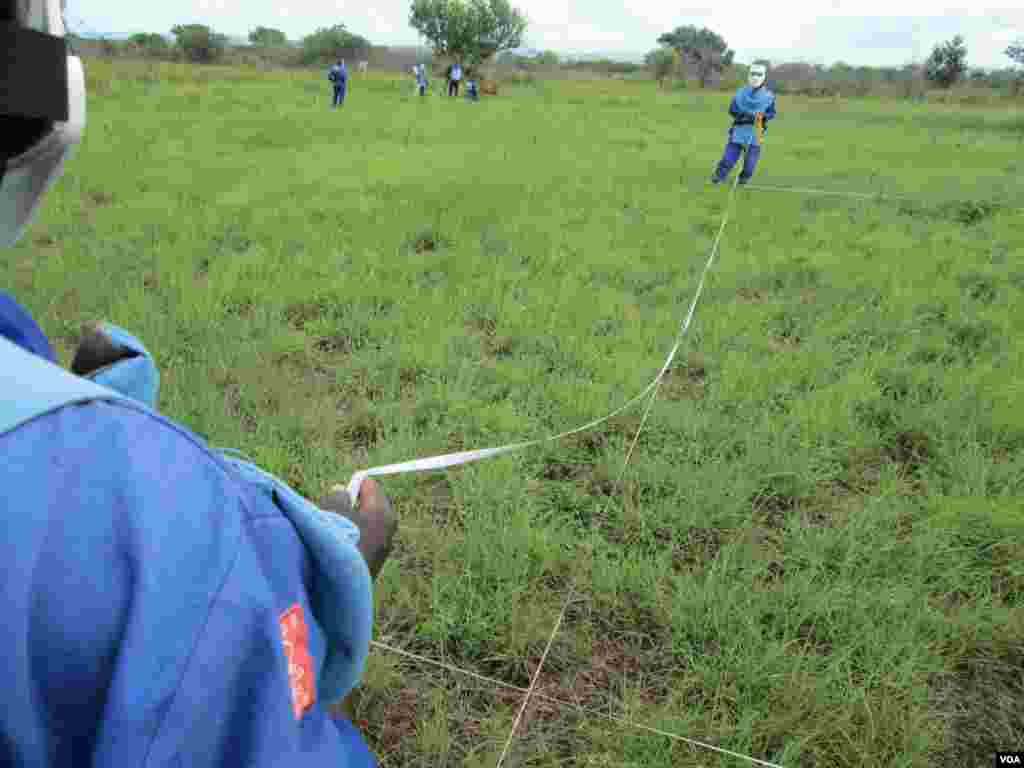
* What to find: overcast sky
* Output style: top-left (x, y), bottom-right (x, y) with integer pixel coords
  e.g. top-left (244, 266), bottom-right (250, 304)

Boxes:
top-left (66, 0), bottom-right (1024, 70)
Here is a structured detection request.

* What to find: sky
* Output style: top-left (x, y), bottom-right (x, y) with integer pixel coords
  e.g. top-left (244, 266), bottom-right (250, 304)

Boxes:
top-left (66, 0), bottom-right (1024, 70)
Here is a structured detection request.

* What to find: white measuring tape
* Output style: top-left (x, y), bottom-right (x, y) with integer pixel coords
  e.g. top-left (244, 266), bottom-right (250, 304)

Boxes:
top-left (344, 168), bottom-right (744, 507)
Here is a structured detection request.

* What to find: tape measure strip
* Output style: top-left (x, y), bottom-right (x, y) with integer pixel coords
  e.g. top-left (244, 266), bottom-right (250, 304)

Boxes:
top-left (345, 169), bottom-right (741, 507)
top-left (345, 340), bottom-right (681, 505)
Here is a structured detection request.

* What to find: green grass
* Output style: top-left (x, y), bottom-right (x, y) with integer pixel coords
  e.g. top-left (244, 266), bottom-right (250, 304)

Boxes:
top-left (9, 58), bottom-right (1024, 766)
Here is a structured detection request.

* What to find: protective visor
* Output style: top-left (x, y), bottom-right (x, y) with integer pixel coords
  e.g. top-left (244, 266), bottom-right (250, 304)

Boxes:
top-left (1, 22), bottom-right (85, 247)
top-left (748, 65), bottom-right (767, 88)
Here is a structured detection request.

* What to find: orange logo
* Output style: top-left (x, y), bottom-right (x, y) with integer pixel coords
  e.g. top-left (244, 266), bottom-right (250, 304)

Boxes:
top-left (279, 603), bottom-right (316, 719)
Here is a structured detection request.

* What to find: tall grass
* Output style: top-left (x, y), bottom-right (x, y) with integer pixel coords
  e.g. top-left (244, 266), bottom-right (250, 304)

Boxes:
top-left (7, 60), bottom-right (1023, 767)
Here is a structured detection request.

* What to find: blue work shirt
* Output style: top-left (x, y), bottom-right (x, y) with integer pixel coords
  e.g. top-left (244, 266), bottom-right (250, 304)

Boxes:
top-left (0, 293), bottom-right (376, 767)
top-left (329, 64), bottom-right (348, 86)
top-left (727, 85), bottom-right (777, 146)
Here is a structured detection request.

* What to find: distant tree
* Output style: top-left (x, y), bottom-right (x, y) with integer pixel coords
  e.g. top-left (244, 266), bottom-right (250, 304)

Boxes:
top-left (828, 61), bottom-right (854, 81)
top-left (656, 25), bottom-right (734, 87)
top-left (925, 35), bottom-right (967, 88)
top-left (128, 32), bottom-right (169, 57)
top-left (249, 26), bottom-right (288, 47)
top-left (535, 49), bottom-right (559, 65)
top-left (409, 0), bottom-right (527, 66)
top-left (171, 24), bottom-right (227, 63)
top-left (1007, 41), bottom-right (1024, 67)
top-left (644, 47), bottom-right (675, 89)
top-left (301, 25), bottom-right (371, 65)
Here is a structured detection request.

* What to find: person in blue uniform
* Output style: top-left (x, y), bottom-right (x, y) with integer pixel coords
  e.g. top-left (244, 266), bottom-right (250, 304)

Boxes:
top-left (711, 62), bottom-right (777, 186)
top-left (0, 2), bottom-right (397, 766)
top-left (329, 59), bottom-right (348, 107)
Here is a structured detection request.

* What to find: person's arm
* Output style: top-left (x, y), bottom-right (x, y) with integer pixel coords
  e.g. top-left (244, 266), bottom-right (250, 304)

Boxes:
top-left (2, 402), bottom-right (382, 767)
top-left (764, 98), bottom-right (777, 123)
top-left (728, 96), bottom-right (754, 123)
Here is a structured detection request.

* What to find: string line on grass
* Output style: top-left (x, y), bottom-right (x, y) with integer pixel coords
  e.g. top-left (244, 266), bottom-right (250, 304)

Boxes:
top-left (344, 172), bottom-right (1016, 507)
top-left (744, 181), bottom-right (1023, 210)
top-left (492, 168), bottom-right (779, 767)
top-left (370, 638), bottom-right (784, 768)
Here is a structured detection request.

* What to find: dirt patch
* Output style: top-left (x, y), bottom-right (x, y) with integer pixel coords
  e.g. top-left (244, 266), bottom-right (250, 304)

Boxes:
top-left (87, 189), bottom-right (114, 207)
top-left (661, 352), bottom-right (707, 401)
top-left (541, 459), bottom-right (584, 482)
top-left (884, 430), bottom-right (933, 474)
top-left (768, 334), bottom-right (801, 351)
top-left (214, 372), bottom-right (258, 434)
top-left (314, 333), bottom-right (355, 354)
top-left (580, 464), bottom-right (617, 498)
top-left (223, 296), bottom-right (254, 318)
top-left (33, 232), bottom-right (57, 248)
top-left (466, 315), bottom-right (496, 336)
top-left (929, 619), bottom-right (1024, 765)
top-left (990, 541), bottom-right (1024, 604)
top-left (737, 287), bottom-right (765, 302)
top-left (375, 687), bottom-right (420, 754)
top-left (412, 231), bottom-right (446, 254)
top-left (283, 300), bottom-right (324, 330)
top-left (341, 406), bottom-right (383, 449)
top-left (673, 526), bottom-right (726, 571)
top-left (841, 446), bottom-right (886, 493)
top-left (566, 431), bottom-right (607, 456)
top-left (606, 413), bottom-right (644, 443)
top-left (398, 366), bottom-right (426, 398)
top-left (484, 334), bottom-right (516, 359)
top-left (796, 619), bottom-right (834, 656)
top-left (55, 287), bottom-right (80, 322)
top-left (751, 486), bottom-right (801, 529)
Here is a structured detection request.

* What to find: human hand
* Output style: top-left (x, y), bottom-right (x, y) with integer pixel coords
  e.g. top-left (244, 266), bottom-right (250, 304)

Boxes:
top-left (319, 478), bottom-right (397, 579)
top-left (70, 321), bottom-right (138, 376)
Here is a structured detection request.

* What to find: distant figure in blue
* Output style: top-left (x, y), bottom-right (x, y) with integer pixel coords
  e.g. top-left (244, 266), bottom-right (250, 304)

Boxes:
top-left (329, 59), bottom-right (348, 108)
top-left (465, 78), bottom-right (479, 102)
top-left (712, 62), bottom-right (777, 186)
top-left (447, 61), bottom-right (462, 97)
top-left (413, 63), bottom-right (428, 97)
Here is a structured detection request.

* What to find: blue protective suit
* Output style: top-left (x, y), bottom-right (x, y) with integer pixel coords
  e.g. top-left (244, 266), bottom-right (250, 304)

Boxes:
top-left (0, 292), bottom-right (376, 767)
top-left (329, 63), bottom-right (348, 107)
top-left (727, 84), bottom-right (777, 147)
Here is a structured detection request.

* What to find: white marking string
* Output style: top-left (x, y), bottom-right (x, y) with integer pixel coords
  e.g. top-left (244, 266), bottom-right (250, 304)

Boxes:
top-left (493, 166), bottom-right (751, 767)
top-left (370, 638), bottom-right (785, 768)
top-left (344, 163), bottom-right (745, 508)
top-left (346, 168), bottom-right (1015, 507)
top-left (745, 182), bottom-right (1022, 210)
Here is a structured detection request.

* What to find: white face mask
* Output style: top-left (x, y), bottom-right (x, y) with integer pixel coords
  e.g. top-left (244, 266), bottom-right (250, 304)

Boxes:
top-left (748, 65), bottom-right (767, 89)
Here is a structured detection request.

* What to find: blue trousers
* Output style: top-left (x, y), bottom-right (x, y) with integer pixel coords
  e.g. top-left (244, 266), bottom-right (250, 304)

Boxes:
top-left (332, 85), bottom-right (346, 107)
top-left (714, 141), bottom-right (761, 183)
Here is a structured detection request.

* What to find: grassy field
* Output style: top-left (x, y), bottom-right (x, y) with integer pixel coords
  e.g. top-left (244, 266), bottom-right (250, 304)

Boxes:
top-left (8, 58), bottom-right (1024, 766)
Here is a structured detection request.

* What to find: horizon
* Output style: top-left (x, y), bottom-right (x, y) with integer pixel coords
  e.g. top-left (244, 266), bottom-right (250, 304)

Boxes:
top-left (64, 2), bottom-right (1023, 72)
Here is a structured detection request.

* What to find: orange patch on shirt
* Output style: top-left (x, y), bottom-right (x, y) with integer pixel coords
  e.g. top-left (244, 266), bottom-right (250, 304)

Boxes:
top-left (279, 603), bottom-right (316, 719)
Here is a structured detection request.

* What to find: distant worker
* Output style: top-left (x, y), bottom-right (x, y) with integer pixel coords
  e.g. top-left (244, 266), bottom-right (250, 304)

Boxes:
top-left (465, 78), bottom-right (479, 102)
top-left (414, 63), bottom-right (428, 97)
top-left (711, 62), bottom-right (777, 186)
top-left (328, 59), bottom-right (348, 108)
top-left (447, 61), bottom-right (462, 97)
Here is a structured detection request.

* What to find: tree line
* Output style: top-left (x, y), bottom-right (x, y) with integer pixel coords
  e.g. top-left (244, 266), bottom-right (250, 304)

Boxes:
top-left (72, 23), bottom-right (375, 66)
top-left (645, 25), bottom-right (1024, 95)
top-left (69, 5), bottom-right (1023, 99)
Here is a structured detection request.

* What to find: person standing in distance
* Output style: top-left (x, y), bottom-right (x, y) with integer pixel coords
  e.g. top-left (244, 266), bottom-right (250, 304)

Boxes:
top-left (448, 60), bottom-right (462, 97)
top-left (711, 62), bottom-right (777, 186)
top-left (329, 58), bottom-right (349, 108)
